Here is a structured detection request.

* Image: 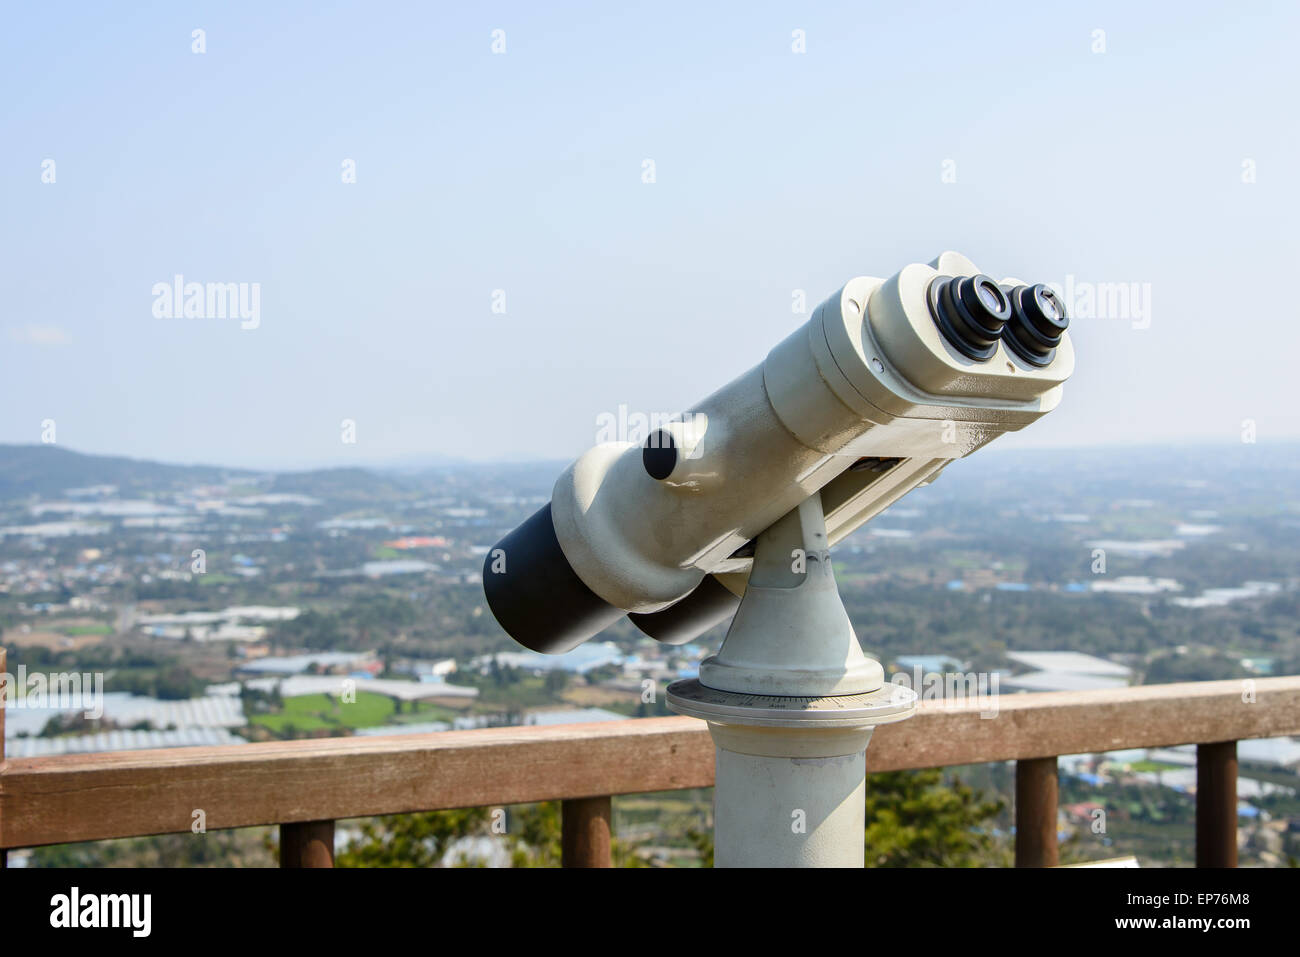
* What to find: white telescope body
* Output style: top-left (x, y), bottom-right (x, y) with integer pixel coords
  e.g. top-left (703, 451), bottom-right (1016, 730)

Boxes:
top-left (483, 251), bottom-right (1073, 654)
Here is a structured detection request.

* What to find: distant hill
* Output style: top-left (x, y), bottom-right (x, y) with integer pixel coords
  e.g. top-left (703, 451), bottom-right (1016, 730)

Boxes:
top-left (5, 440), bottom-right (1292, 504)
top-left (0, 445), bottom-right (251, 499)
top-left (268, 467), bottom-right (417, 501)
top-left (0, 445), bottom-right (418, 502)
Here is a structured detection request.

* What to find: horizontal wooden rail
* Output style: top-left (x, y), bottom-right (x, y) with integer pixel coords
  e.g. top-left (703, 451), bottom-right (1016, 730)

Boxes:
top-left (1, 676), bottom-right (1297, 850)
top-left (0, 717), bottom-right (714, 849)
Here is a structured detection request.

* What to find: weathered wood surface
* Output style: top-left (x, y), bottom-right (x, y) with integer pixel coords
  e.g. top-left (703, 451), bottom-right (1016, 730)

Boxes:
top-left (1195, 741), bottom-right (1238, 868)
top-left (1, 648), bottom-right (5, 866)
top-left (1014, 757), bottom-right (1059, 868)
top-left (0, 716), bottom-right (714, 849)
top-left (561, 796), bottom-right (612, 868)
top-left (1, 676), bottom-right (1297, 849)
top-left (864, 676), bottom-right (1298, 771)
top-left (280, 819), bottom-right (336, 868)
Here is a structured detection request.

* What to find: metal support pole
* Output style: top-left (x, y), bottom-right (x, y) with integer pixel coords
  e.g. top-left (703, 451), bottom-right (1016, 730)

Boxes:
top-left (668, 495), bottom-right (916, 867)
top-left (709, 724), bottom-right (875, 867)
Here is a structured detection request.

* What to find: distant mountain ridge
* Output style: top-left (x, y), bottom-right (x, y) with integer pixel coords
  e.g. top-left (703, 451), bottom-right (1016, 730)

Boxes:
top-left (0, 444), bottom-right (574, 502)
top-left (0, 445), bottom-right (411, 501)
top-left (2, 440), bottom-right (1292, 503)
top-left (0, 444), bottom-right (251, 499)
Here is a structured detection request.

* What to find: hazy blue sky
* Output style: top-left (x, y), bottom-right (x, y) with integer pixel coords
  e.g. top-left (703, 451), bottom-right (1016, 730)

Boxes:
top-left (3, 1), bottom-right (1297, 468)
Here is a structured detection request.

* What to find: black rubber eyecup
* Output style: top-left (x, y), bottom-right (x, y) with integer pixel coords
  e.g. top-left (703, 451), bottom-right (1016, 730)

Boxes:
top-left (1002, 283), bottom-right (1069, 367)
top-left (927, 274), bottom-right (1011, 361)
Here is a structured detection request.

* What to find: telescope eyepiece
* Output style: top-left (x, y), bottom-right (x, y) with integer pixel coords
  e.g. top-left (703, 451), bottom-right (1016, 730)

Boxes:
top-left (1001, 283), bottom-right (1069, 366)
top-left (480, 253), bottom-right (1075, 655)
top-left (927, 274), bottom-right (1011, 360)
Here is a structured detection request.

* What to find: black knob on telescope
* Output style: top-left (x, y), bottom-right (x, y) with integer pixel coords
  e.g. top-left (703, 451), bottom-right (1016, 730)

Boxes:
top-left (926, 274), bottom-right (1012, 360)
top-left (481, 503), bottom-right (624, 654)
top-left (642, 430), bottom-right (677, 480)
top-left (1001, 283), bottom-right (1069, 366)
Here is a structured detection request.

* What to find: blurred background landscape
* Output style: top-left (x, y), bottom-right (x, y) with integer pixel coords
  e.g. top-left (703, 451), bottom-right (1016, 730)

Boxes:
top-left (4, 1), bottom-right (1298, 869)
top-left (2, 439), bottom-right (1296, 867)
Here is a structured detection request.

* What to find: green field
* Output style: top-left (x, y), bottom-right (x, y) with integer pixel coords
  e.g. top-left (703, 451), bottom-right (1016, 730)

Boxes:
top-left (59, 623), bottom-right (113, 636)
top-left (1127, 760), bottom-right (1184, 774)
top-left (249, 691), bottom-right (417, 734)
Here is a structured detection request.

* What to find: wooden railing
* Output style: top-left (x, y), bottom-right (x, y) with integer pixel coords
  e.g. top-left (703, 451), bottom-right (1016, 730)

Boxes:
top-left (1, 646), bottom-right (1297, 867)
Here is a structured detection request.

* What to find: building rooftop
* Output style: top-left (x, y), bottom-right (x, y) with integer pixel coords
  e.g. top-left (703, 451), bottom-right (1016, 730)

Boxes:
top-left (999, 671), bottom-right (1132, 693)
top-left (4, 692), bottom-right (245, 738)
top-left (247, 674), bottom-right (478, 701)
top-left (1005, 651), bottom-right (1133, 677)
top-left (525, 707), bottom-right (628, 726)
top-left (236, 652), bottom-right (371, 675)
top-left (6, 726), bottom-right (242, 758)
top-left (475, 641), bottom-right (623, 675)
top-left (354, 721), bottom-right (452, 736)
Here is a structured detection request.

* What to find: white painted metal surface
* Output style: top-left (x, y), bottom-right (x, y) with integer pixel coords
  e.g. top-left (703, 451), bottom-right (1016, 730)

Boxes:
top-left (551, 252), bottom-right (1072, 615)
top-left (668, 493), bottom-right (917, 867)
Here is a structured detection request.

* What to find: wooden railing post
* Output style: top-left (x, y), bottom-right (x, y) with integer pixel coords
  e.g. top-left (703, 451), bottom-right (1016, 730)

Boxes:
top-left (1196, 740), bottom-right (1237, 867)
top-left (1014, 756), bottom-right (1058, 867)
top-left (1, 646), bottom-right (6, 869)
top-left (280, 820), bottom-right (335, 867)
top-left (561, 796), bottom-right (611, 867)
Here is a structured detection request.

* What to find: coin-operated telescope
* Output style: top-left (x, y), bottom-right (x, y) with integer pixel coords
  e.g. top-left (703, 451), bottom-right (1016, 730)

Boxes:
top-left (483, 251), bottom-right (1073, 867)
